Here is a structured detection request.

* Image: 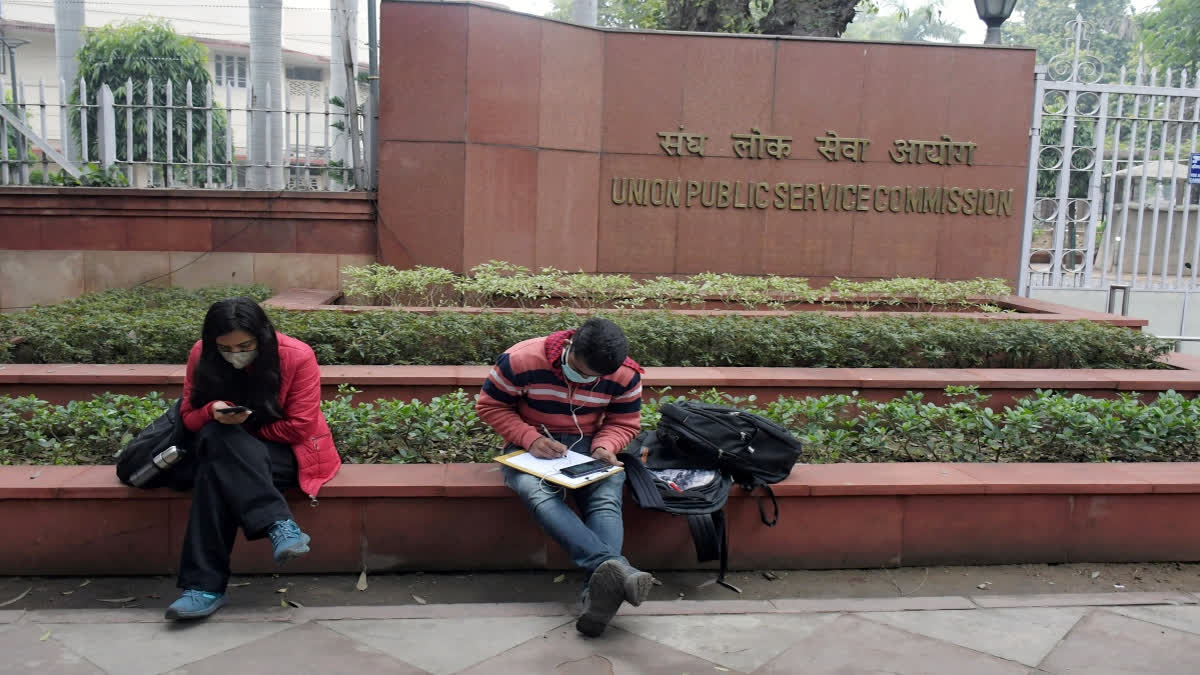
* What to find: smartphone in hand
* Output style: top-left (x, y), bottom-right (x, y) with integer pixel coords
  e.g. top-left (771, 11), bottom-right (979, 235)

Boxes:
top-left (216, 405), bottom-right (250, 415)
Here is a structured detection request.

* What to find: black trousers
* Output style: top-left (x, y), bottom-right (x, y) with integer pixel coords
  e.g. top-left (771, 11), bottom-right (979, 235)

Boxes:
top-left (177, 422), bottom-right (298, 593)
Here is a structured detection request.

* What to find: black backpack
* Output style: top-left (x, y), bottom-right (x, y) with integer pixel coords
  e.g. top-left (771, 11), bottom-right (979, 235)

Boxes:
top-left (620, 402), bottom-right (803, 591)
top-left (654, 401), bottom-right (803, 525)
top-left (619, 430), bottom-right (737, 589)
top-left (115, 399), bottom-right (194, 490)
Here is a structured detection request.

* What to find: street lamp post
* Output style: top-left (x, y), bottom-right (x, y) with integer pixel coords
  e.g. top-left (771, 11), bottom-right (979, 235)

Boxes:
top-left (975, 0), bottom-right (1019, 45)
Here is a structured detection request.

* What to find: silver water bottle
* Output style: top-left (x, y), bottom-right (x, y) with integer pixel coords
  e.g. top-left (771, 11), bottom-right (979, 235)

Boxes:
top-left (128, 445), bottom-right (187, 487)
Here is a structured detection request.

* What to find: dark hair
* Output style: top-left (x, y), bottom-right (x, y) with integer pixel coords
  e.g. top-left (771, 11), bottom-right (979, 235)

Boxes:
top-left (572, 318), bottom-right (628, 375)
top-left (189, 297), bottom-right (283, 422)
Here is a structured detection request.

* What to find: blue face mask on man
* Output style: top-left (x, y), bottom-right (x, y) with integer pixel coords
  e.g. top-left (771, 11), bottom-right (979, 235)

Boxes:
top-left (562, 345), bottom-right (598, 384)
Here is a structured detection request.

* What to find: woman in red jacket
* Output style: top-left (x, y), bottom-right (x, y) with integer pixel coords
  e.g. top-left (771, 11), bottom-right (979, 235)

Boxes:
top-left (168, 297), bottom-right (340, 620)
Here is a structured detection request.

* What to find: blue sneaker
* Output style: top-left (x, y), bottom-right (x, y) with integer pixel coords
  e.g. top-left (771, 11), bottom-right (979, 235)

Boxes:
top-left (165, 589), bottom-right (227, 621)
top-left (268, 519), bottom-right (311, 563)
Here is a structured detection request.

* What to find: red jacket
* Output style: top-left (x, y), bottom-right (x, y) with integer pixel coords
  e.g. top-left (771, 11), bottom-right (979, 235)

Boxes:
top-left (181, 332), bottom-right (341, 497)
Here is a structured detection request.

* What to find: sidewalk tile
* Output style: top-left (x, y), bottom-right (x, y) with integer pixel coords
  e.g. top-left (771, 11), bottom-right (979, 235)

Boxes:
top-left (1040, 609), bottom-right (1200, 674)
top-left (296, 602), bottom-right (571, 622)
top-left (321, 616), bottom-right (571, 674)
top-left (37, 620), bottom-right (291, 675)
top-left (618, 600), bottom-right (776, 616)
top-left (972, 592), bottom-right (1197, 609)
top-left (23, 609), bottom-right (166, 624)
top-left (162, 622), bottom-right (430, 674)
top-left (1110, 605), bottom-right (1200, 637)
top-left (751, 614), bottom-right (1027, 675)
top-left (863, 607), bottom-right (1086, 666)
top-left (0, 623), bottom-right (104, 675)
top-left (0, 611), bottom-right (23, 624)
top-left (612, 613), bottom-right (838, 672)
top-left (454, 622), bottom-right (742, 675)
top-left (771, 595), bottom-right (975, 613)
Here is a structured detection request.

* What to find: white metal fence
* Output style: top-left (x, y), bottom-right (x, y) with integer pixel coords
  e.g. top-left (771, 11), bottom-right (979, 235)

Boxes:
top-left (0, 76), bottom-right (371, 191)
top-left (1020, 16), bottom-right (1200, 295)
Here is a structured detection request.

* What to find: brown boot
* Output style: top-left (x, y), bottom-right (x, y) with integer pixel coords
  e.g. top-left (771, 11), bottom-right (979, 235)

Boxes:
top-left (576, 559), bottom-right (626, 637)
top-left (609, 559), bottom-right (653, 607)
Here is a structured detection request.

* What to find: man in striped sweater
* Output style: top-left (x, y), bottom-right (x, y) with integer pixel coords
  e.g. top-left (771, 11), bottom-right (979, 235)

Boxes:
top-left (476, 317), bottom-right (653, 637)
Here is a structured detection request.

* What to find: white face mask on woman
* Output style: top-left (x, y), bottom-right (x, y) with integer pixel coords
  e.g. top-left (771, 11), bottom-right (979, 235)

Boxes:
top-left (221, 350), bottom-right (258, 369)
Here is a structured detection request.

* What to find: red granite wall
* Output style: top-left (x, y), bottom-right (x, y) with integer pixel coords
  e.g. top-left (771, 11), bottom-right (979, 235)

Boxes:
top-left (378, 1), bottom-right (1035, 284)
top-left (0, 189), bottom-right (376, 308)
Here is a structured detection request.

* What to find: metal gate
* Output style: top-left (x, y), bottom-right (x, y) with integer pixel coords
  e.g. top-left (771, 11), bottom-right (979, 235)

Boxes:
top-left (1019, 16), bottom-right (1200, 295)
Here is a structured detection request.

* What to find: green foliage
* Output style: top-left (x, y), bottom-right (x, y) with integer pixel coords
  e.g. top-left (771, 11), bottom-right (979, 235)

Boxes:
top-left (0, 286), bottom-right (1171, 369)
top-left (1004, 0), bottom-right (1138, 81)
top-left (340, 262), bottom-right (1007, 311)
top-left (72, 19), bottom-right (230, 184)
top-left (30, 163), bottom-right (130, 187)
top-left (546, 0), bottom-right (862, 37)
top-left (342, 264), bottom-right (458, 306)
top-left (1140, 0), bottom-right (1200, 75)
top-left (0, 285), bottom-right (272, 364)
top-left (841, 0), bottom-right (963, 43)
top-left (7, 387), bottom-right (1200, 466)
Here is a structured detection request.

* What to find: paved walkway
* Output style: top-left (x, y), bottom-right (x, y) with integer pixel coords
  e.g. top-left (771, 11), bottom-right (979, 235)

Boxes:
top-left (5, 591), bottom-right (1200, 674)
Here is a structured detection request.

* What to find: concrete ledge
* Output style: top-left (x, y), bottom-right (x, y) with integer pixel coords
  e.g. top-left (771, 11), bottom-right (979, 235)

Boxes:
top-left (6, 356), bottom-right (1200, 406)
top-left (4, 463), bottom-right (1200, 576)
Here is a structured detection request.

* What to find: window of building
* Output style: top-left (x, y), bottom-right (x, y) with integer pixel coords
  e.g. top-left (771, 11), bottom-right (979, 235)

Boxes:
top-left (286, 66), bottom-right (323, 82)
top-left (214, 55), bottom-right (247, 88)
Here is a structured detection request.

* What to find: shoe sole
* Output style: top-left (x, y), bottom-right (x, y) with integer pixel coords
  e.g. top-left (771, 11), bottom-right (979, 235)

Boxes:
top-left (576, 560), bottom-right (625, 637)
top-left (274, 533), bottom-right (311, 564)
top-left (623, 570), bottom-right (653, 607)
top-left (165, 597), bottom-right (227, 621)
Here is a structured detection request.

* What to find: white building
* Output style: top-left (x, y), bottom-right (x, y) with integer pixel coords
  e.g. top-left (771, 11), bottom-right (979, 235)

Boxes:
top-left (1, 17), bottom-right (367, 163)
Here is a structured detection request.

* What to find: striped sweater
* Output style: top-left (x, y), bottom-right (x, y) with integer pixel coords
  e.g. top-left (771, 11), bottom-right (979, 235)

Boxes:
top-left (476, 335), bottom-right (643, 454)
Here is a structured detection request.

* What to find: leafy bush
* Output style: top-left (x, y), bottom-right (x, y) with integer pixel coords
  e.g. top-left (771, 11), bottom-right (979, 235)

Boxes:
top-left (0, 289), bottom-right (1171, 368)
top-left (0, 285), bottom-right (272, 364)
top-left (339, 261), bottom-right (1009, 311)
top-left (6, 386), bottom-right (1200, 466)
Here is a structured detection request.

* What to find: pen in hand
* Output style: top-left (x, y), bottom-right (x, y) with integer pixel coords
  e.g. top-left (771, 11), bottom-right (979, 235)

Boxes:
top-left (540, 424), bottom-right (567, 458)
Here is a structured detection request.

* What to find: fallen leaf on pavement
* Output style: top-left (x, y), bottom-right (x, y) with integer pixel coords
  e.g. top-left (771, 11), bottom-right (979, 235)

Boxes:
top-left (762, 571), bottom-right (779, 581)
top-left (552, 574), bottom-right (566, 584)
top-left (60, 591), bottom-right (74, 596)
top-left (1091, 571), bottom-right (1101, 579)
top-left (286, 600), bottom-right (305, 608)
top-left (412, 595), bottom-right (427, 605)
top-left (78, 580), bottom-right (91, 588)
top-left (275, 588), bottom-right (288, 594)
top-left (0, 587), bottom-right (32, 608)
top-left (28, 470), bottom-right (42, 480)
top-left (98, 597), bottom-right (136, 604)
top-left (228, 582), bottom-right (252, 588)
top-left (40, 630), bottom-right (51, 641)
top-left (356, 571), bottom-right (369, 592)
top-left (976, 582), bottom-right (992, 590)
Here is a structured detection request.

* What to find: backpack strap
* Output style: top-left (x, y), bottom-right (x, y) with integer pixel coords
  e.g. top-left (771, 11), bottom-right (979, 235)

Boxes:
top-left (617, 452), bottom-right (667, 510)
top-left (755, 485), bottom-right (780, 527)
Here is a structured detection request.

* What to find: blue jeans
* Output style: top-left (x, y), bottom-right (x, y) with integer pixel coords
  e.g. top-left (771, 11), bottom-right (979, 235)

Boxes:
top-left (503, 434), bottom-right (627, 575)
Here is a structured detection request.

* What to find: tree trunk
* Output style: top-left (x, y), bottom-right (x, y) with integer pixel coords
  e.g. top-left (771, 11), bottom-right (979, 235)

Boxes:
top-left (572, 0), bottom-right (598, 26)
top-left (759, 0), bottom-right (860, 37)
top-left (665, 0), bottom-right (751, 33)
top-left (248, 0), bottom-right (284, 189)
top-left (54, 0), bottom-right (85, 160)
top-left (329, 0), bottom-right (357, 189)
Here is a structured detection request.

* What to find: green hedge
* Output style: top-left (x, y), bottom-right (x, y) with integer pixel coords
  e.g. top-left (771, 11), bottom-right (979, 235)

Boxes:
top-left (4, 387), bottom-right (1200, 466)
top-left (341, 261), bottom-right (1014, 311)
top-left (0, 287), bottom-right (1173, 369)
